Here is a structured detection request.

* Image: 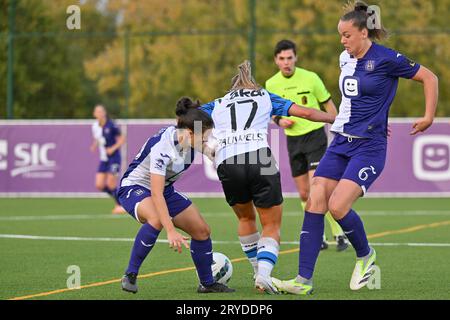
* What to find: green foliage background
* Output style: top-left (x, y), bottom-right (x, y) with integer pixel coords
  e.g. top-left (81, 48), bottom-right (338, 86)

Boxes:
top-left (1, 0), bottom-right (449, 119)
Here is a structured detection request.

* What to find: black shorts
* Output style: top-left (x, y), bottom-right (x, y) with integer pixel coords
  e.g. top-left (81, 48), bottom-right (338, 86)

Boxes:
top-left (216, 148), bottom-right (283, 208)
top-left (287, 127), bottom-right (328, 177)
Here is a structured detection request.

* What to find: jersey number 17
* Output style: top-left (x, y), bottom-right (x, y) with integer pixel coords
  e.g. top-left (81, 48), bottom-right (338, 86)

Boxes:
top-left (226, 99), bottom-right (258, 131)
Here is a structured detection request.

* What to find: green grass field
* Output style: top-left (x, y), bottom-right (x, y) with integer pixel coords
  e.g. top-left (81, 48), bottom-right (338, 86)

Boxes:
top-left (0, 197), bottom-right (449, 300)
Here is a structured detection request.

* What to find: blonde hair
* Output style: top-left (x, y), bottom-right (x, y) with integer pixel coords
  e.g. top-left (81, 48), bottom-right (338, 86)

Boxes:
top-left (343, 0), bottom-right (359, 14)
top-left (229, 60), bottom-right (262, 92)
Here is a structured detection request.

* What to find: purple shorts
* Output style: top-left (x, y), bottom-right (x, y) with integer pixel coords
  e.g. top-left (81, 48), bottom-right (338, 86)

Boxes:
top-left (314, 134), bottom-right (387, 195)
top-left (98, 156), bottom-right (121, 174)
top-left (117, 184), bottom-right (192, 222)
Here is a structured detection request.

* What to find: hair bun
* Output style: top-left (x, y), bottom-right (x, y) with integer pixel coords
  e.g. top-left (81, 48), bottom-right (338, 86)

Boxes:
top-left (176, 97), bottom-right (200, 116)
top-left (354, 2), bottom-right (368, 12)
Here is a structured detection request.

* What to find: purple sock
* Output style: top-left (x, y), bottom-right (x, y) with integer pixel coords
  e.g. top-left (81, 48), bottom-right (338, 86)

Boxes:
top-left (190, 238), bottom-right (214, 286)
top-left (126, 223), bottom-right (160, 274)
top-left (103, 187), bottom-right (120, 204)
top-left (298, 211), bottom-right (325, 280)
top-left (337, 209), bottom-right (370, 258)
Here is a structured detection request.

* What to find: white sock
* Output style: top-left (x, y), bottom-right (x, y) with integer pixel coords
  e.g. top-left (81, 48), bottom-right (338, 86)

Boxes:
top-left (256, 237), bottom-right (279, 279)
top-left (239, 232), bottom-right (260, 275)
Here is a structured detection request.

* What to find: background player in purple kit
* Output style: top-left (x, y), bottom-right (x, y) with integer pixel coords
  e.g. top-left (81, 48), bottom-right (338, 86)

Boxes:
top-left (273, 1), bottom-right (439, 295)
top-left (90, 104), bottom-right (126, 214)
top-left (118, 98), bottom-right (234, 294)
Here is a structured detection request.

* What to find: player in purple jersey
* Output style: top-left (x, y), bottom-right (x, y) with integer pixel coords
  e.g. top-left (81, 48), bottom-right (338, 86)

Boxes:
top-left (273, 1), bottom-right (439, 295)
top-left (90, 105), bottom-right (126, 214)
top-left (118, 98), bottom-right (234, 294)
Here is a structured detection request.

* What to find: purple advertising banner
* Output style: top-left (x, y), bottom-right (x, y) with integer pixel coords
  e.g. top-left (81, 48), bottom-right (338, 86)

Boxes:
top-left (0, 121), bottom-right (98, 194)
top-left (1, 119), bottom-right (449, 197)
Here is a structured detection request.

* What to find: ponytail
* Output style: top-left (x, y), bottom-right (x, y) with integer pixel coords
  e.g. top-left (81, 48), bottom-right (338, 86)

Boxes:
top-left (229, 60), bottom-right (262, 92)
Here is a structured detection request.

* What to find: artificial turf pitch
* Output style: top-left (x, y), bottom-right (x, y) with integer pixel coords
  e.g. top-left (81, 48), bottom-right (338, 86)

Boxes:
top-left (0, 197), bottom-right (449, 300)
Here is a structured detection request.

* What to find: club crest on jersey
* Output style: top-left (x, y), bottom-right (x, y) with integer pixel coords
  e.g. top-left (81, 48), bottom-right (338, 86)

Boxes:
top-left (365, 60), bottom-right (375, 71)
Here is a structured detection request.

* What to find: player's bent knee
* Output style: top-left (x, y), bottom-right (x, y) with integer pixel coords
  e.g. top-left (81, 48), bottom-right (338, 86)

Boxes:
top-left (327, 199), bottom-right (348, 220)
top-left (139, 214), bottom-right (162, 229)
top-left (306, 194), bottom-right (328, 212)
top-left (191, 223), bottom-right (211, 241)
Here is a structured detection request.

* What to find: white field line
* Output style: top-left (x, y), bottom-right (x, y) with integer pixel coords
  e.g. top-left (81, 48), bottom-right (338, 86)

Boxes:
top-left (0, 214), bottom-right (128, 221)
top-left (0, 210), bottom-right (450, 221)
top-left (0, 233), bottom-right (450, 247)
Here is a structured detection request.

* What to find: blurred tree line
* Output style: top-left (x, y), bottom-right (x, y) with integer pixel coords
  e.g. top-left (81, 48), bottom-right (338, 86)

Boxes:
top-left (1, 0), bottom-right (449, 119)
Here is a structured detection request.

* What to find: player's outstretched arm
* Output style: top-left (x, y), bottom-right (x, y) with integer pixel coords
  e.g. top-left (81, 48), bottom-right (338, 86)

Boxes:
top-left (150, 174), bottom-right (189, 253)
top-left (288, 103), bottom-right (336, 124)
top-left (410, 65), bottom-right (439, 135)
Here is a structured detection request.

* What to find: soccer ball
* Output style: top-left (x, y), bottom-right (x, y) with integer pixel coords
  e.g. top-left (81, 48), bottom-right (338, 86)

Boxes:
top-left (211, 252), bottom-right (233, 284)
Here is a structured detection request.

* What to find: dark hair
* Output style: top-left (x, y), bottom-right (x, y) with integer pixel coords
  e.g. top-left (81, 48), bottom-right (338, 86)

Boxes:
top-left (274, 39), bottom-right (296, 57)
top-left (341, 1), bottom-right (388, 41)
top-left (175, 97), bottom-right (213, 132)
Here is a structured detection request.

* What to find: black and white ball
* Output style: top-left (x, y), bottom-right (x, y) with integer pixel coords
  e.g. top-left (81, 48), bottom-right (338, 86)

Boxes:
top-left (211, 252), bottom-right (233, 284)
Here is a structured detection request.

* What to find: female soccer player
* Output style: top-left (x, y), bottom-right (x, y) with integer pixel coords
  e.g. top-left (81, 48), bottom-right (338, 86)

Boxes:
top-left (90, 104), bottom-right (126, 214)
top-left (200, 61), bottom-right (336, 294)
top-left (273, 1), bottom-right (439, 295)
top-left (118, 98), bottom-right (234, 294)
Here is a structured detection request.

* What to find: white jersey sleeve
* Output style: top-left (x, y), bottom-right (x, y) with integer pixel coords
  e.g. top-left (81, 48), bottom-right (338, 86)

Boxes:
top-left (149, 140), bottom-right (176, 176)
top-left (92, 121), bottom-right (108, 161)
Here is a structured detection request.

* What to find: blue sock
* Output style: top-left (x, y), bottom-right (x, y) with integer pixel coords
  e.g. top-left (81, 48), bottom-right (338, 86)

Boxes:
top-left (103, 187), bottom-right (120, 204)
top-left (337, 209), bottom-right (370, 258)
top-left (298, 211), bottom-right (325, 280)
top-left (126, 223), bottom-right (160, 274)
top-left (191, 238), bottom-right (214, 286)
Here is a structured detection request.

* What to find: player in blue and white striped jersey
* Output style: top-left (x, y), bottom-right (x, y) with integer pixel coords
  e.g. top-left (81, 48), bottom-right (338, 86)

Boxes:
top-left (200, 60), bottom-right (336, 294)
top-left (273, 1), bottom-right (438, 295)
top-left (118, 98), bottom-right (234, 294)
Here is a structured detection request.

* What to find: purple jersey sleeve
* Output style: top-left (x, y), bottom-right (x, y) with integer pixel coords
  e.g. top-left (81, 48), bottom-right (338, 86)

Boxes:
top-left (387, 52), bottom-right (420, 79)
top-left (112, 122), bottom-right (121, 136)
top-left (268, 92), bottom-right (294, 116)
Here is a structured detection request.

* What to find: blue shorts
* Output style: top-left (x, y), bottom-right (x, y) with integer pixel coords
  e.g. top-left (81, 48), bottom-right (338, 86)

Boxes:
top-left (98, 155), bottom-right (121, 174)
top-left (117, 184), bottom-right (192, 222)
top-left (314, 134), bottom-right (387, 195)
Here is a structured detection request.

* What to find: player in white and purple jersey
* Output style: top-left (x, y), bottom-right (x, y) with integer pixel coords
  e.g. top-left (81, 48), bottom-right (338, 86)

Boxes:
top-left (273, 1), bottom-right (439, 295)
top-left (90, 105), bottom-right (125, 214)
top-left (200, 61), bottom-right (336, 294)
top-left (118, 98), bottom-right (234, 294)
